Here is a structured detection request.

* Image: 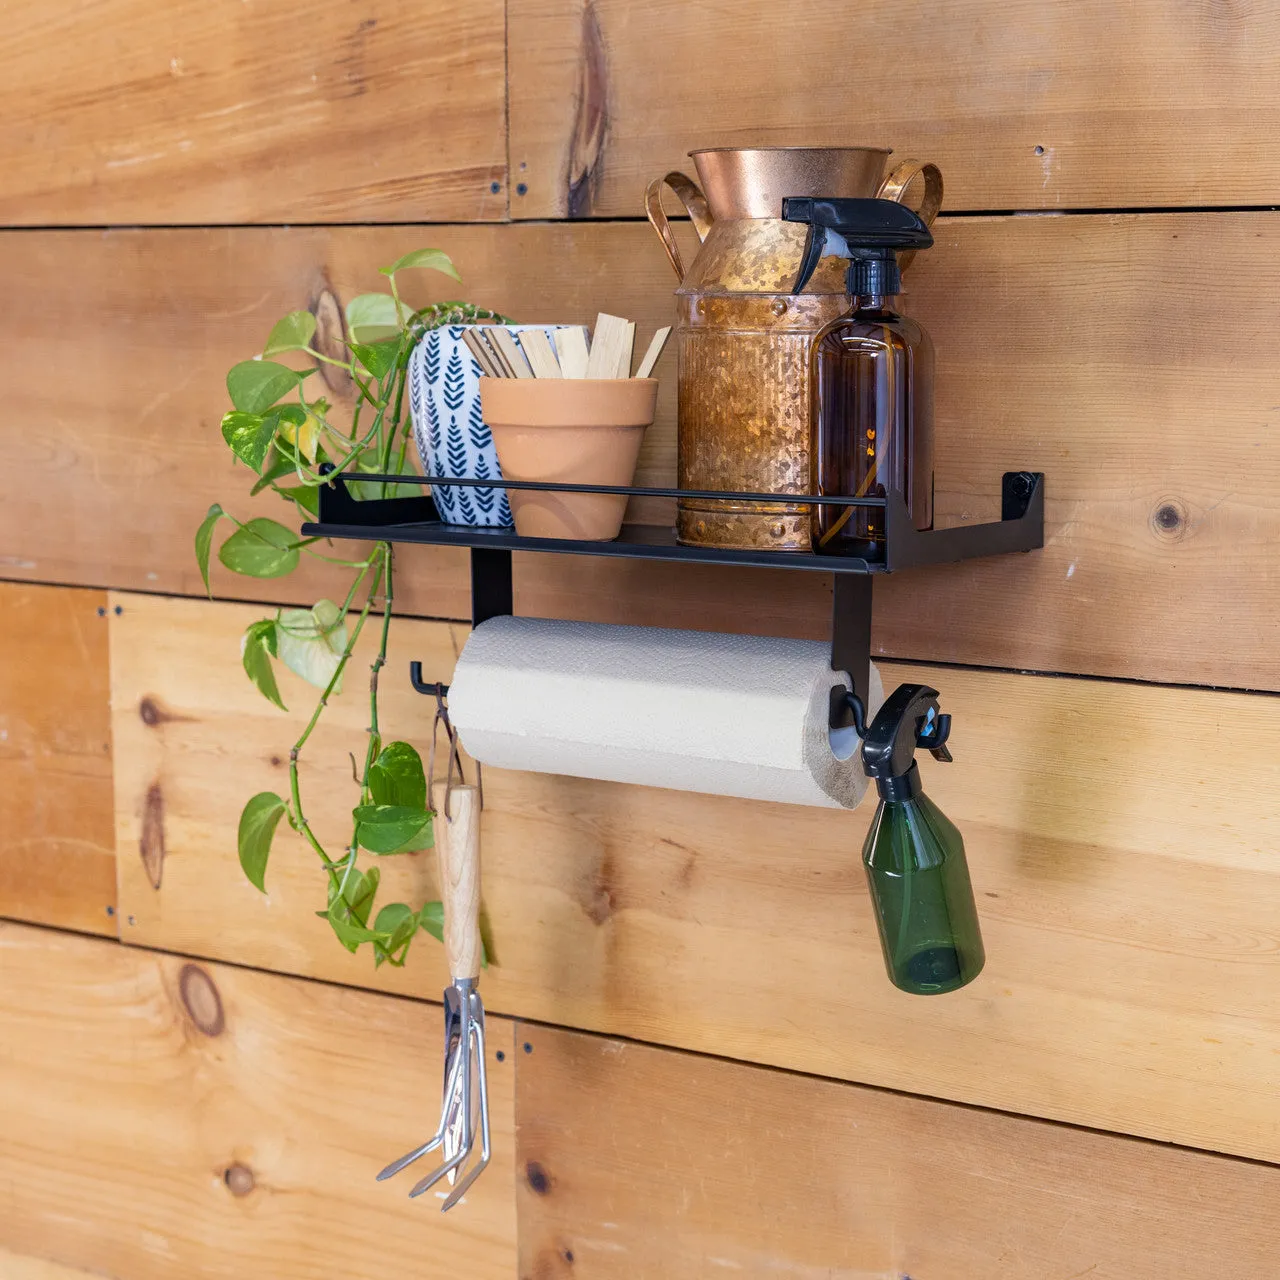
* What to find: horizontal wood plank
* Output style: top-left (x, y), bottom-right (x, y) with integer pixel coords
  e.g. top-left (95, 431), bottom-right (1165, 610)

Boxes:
top-left (5, 215), bottom-right (1280, 687)
top-left (509, 0), bottom-right (1280, 216)
top-left (0, 582), bottom-right (115, 934)
top-left (111, 594), bottom-right (1280, 1163)
top-left (0, 1249), bottom-right (107, 1280)
top-left (0, 0), bottom-right (507, 224)
top-left (0, 922), bottom-right (516, 1278)
top-left (516, 1023), bottom-right (1280, 1280)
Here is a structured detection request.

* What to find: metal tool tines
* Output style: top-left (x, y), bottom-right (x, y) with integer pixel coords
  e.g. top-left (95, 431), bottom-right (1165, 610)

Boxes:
top-left (376, 980), bottom-right (490, 1212)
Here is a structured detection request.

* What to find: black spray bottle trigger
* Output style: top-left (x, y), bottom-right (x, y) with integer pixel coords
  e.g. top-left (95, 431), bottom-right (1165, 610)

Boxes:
top-left (781, 197), bottom-right (934, 295)
top-left (860, 683), bottom-right (952, 798)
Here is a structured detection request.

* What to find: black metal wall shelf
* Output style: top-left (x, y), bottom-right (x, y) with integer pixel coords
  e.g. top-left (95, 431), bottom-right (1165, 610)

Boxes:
top-left (301, 468), bottom-right (1044, 725)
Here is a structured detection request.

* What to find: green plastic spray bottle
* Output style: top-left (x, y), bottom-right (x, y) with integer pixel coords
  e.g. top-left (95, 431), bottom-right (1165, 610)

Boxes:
top-left (859, 683), bottom-right (985, 995)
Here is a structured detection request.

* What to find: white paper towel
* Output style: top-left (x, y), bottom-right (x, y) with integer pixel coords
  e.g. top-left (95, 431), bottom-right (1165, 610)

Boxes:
top-left (448, 616), bottom-right (883, 809)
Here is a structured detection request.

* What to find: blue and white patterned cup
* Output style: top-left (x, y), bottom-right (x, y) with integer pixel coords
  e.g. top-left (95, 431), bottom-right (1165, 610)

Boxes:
top-left (409, 325), bottom-right (562, 527)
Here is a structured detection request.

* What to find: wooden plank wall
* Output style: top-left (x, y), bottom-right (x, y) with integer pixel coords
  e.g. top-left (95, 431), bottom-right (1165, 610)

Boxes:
top-left (7, 216), bottom-right (1280, 686)
top-left (2, 1), bottom-right (1279, 1275)
top-left (0, 583), bottom-right (115, 934)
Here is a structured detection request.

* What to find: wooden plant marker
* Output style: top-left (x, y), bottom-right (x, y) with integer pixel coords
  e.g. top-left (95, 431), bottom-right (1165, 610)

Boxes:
top-left (553, 326), bottom-right (591, 378)
top-left (635, 326), bottom-right (672, 378)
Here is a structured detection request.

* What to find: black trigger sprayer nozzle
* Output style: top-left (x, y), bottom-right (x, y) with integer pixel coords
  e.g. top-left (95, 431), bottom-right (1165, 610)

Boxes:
top-left (781, 197), bottom-right (933, 296)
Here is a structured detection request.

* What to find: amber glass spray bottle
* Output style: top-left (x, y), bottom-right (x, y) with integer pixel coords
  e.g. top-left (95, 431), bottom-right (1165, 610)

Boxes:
top-left (782, 198), bottom-right (935, 556)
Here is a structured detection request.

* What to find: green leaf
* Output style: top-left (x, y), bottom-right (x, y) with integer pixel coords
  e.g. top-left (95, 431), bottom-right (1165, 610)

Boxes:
top-left (318, 868), bottom-right (388, 953)
top-left (325, 902), bottom-right (382, 951)
top-left (194, 503), bottom-right (224, 597)
top-left (350, 337), bottom-right (402, 381)
top-left (238, 792), bottom-right (286, 892)
top-left (368, 742), bottom-right (428, 811)
top-left (221, 410), bottom-right (279, 473)
top-left (372, 901), bottom-right (420, 967)
top-left (345, 292), bottom-right (401, 343)
top-left (218, 518), bottom-right (300, 579)
top-left (276, 599), bottom-right (347, 690)
top-left (344, 865), bottom-right (381, 927)
top-left (279, 484), bottom-right (320, 518)
top-left (478, 907), bottom-right (497, 970)
top-left (417, 900), bottom-right (445, 945)
top-left (271, 401), bottom-right (324, 463)
top-left (241, 619), bottom-right (285, 711)
top-left (263, 310), bottom-right (317, 357)
top-left (380, 248), bottom-right (462, 282)
top-left (366, 743), bottom-right (431, 851)
top-left (226, 360), bottom-right (312, 414)
top-left (250, 450), bottom-right (301, 495)
top-left (353, 803), bottom-right (433, 855)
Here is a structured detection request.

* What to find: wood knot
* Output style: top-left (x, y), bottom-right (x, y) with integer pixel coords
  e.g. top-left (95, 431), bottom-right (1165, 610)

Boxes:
top-left (577, 852), bottom-right (619, 926)
top-left (312, 285), bottom-right (355, 399)
top-left (564, 0), bottom-right (607, 216)
top-left (223, 1163), bottom-right (255, 1197)
top-left (525, 1161), bottom-right (553, 1195)
top-left (139, 696), bottom-right (173, 726)
top-left (585, 883), bottom-right (615, 926)
top-left (139, 782), bottom-right (166, 890)
top-left (179, 964), bottom-right (225, 1037)
top-left (1151, 498), bottom-right (1190, 542)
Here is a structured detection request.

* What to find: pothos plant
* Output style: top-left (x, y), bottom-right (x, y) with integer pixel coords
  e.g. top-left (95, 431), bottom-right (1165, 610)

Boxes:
top-left (195, 247), bottom-right (507, 967)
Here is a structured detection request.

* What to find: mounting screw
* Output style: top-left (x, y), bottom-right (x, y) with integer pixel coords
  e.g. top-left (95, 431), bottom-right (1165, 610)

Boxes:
top-left (106, 905), bottom-right (115, 917)
top-left (516, 182), bottom-right (528, 196)
top-left (490, 181), bottom-right (501, 194)
top-left (127, 915), bottom-right (136, 926)
top-left (114, 605), bottom-right (123, 615)
top-left (523, 1041), bottom-right (533, 1054)
top-left (97, 606), bottom-right (106, 617)
top-left (1034, 145), bottom-right (1045, 156)
top-left (495, 1049), bottom-right (506, 1062)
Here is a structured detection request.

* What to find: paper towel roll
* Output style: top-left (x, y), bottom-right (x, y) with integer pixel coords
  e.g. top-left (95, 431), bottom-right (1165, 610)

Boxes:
top-left (447, 616), bottom-right (883, 809)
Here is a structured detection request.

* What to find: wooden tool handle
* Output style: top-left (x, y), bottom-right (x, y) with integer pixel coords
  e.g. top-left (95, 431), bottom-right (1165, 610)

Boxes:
top-left (433, 784), bottom-right (482, 981)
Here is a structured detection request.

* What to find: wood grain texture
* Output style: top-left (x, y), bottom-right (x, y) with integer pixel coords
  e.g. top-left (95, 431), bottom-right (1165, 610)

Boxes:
top-left (0, 223), bottom-right (683, 623)
top-left (0, 0), bottom-right (507, 224)
top-left (516, 1023), bottom-right (1280, 1280)
top-left (508, 0), bottom-right (1280, 217)
top-left (0, 582), bottom-right (115, 934)
top-left (0, 1249), bottom-right (109, 1280)
top-left (111, 594), bottom-right (1280, 1163)
top-left (0, 921), bottom-right (516, 1278)
top-left (5, 215), bottom-right (1280, 687)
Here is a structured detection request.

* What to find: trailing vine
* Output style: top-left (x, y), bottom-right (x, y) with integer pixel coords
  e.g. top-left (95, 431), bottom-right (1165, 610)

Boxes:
top-left (195, 248), bottom-right (507, 966)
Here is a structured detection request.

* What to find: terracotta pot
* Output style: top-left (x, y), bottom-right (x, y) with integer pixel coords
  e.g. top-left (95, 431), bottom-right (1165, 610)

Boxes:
top-left (479, 378), bottom-right (658, 540)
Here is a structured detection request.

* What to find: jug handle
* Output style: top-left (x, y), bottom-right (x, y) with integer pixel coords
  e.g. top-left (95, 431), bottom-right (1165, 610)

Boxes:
top-left (877, 160), bottom-right (943, 272)
top-left (644, 171), bottom-right (714, 281)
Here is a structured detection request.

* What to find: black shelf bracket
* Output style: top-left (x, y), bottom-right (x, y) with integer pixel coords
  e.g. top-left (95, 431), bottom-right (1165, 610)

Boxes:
top-left (303, 469), bottom-right (1045, 730)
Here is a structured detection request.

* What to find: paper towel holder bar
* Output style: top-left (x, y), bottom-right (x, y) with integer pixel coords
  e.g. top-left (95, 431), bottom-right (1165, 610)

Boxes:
top-left (410, 574), bottom-right (876, 732)
top-left (305, 468), bottom-right (1044, 731)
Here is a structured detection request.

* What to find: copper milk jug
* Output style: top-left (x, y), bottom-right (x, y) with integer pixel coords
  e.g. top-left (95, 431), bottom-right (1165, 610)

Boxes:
top-left (645, 147), bottom-right (941, 550)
